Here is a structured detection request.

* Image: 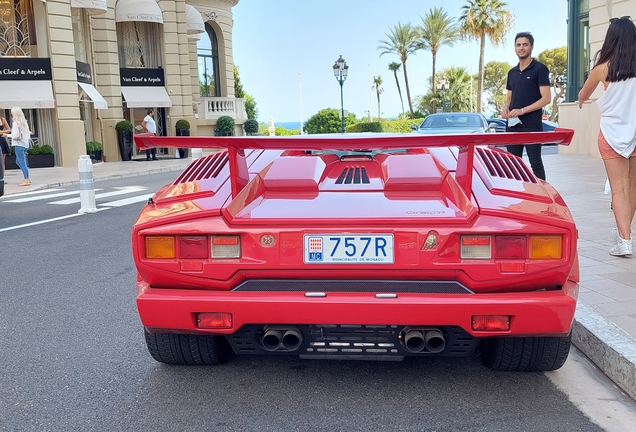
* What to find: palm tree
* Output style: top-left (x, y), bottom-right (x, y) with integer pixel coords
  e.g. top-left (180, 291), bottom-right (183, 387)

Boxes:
top-left (372, 76), bottom-right (384, 118)
top-left (388, 62), bottom-right (405, 116)
top-left (459, 0), bottom-right (513, 113)
top-left (378, 22), bottom-right (419, 118)
top-left (442, 67), bottom-right (473, 112)
top-left (417, 7), bottom-right (460, 98)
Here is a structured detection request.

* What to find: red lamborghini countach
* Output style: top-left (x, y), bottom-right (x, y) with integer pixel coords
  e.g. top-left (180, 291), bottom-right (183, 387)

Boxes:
top-left (133, 130), bottom-right (579, 371)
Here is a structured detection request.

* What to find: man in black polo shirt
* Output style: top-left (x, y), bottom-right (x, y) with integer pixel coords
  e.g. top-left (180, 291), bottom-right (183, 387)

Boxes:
top-left (502, 32), bottom-right (551, 180)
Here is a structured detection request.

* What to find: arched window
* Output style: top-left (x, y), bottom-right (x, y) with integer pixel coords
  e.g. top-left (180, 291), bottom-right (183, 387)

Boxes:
top-left (197, 23), bottom-right (220, 97)
top-left (0, 0), bottom-right (37, 57)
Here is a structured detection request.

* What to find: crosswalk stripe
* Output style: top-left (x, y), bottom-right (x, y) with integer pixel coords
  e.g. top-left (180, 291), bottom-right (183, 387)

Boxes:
top-left (3, 189), bottom-right (103, 203)
top-left (49, 186), bottom-right (147, 205)
top-left (99, 193), bottom-right (154, 207)
top-left (0, 188), bottom-right (64, 199)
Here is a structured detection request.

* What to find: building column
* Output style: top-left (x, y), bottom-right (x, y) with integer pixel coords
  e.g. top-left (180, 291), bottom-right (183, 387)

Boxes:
top-left (46, 0), bottom-right (85, 167)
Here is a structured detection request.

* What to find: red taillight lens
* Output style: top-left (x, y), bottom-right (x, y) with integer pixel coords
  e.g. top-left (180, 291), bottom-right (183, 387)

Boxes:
top-left (179, 236), bottom-right (208, 259)
top-left (472, 315), bottom-right (510, 331)
top-left (461, 235), bottom-right (491, 259)
top-left (495, 235), bottom-right (527, 259)
top-left (211, 235), bottom-right (241, 258)
top-left (196, 312), bottom-right (233, 329)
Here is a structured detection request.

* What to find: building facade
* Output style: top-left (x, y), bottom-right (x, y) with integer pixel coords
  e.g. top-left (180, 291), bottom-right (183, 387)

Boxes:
top-left (561, 0), bottom-right (634, 157)
top-left (0, 0), bottom-right (245, 167)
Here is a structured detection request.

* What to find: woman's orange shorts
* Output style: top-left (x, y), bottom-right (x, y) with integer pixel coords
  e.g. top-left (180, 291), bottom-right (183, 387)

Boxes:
top-left (598, 130), bottom-right (636, 159)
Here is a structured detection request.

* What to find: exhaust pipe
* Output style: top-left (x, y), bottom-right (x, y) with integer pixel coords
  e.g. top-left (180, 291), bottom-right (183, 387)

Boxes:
top-left (262, 329), bottom-right (282, 351)
top-left (425, 330), bottom-right (446, 353)
top-left (282, 329), bottom-right (303, 351)
top-left (404, 330), bottom-right (426, 353)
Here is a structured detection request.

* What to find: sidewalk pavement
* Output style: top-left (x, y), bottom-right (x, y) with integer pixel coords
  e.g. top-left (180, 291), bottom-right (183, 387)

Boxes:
top-left (2, 151), bottom-right (635, 399)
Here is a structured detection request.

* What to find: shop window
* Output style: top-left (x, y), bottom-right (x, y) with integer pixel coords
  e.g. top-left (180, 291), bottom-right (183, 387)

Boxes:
top-left (72, 8), bottom-right (90, 63)
top-left (0, 0), bottom-right (37, 57)
top-left (116, 21), bottom-right (163, 68)
top-left (197, 23), bottom-right (220, 97)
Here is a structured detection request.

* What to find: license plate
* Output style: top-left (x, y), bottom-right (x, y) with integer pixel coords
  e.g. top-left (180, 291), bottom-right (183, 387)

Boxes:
top-left (304, 234), bottom-right (394, 264)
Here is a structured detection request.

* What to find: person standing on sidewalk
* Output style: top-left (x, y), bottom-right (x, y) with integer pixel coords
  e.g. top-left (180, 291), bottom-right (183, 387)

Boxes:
top-left (501, 32), bottom-right (552, 180)
top-left (578, 16), bottom-right (636, 257)
top-left (141, 109), bottom-right (157, 161)
top-left (0, 115), bottom-right (11, 174)
top-left (0, 107), bottom-right (31, 186)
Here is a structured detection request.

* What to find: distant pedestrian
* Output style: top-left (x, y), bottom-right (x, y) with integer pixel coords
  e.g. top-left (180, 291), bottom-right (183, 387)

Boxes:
top-left (578, 16), bottom-right (636, 257)
top-left (0, 107), bottom-right (31, 186)
top-left (0, 115), bottom-right (10, 174)
top-left (501, 32), bottom-right (551, 180)
top-left (141, 108), bottom-right (157, 161)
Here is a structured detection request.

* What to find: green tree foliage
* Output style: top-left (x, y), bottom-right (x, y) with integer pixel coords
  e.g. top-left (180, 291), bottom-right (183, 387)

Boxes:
top-left (388, 62), bottom-right (405, 116)
top-left (373, 76), bottom-right (384, 118)
top-left (378, 22), bottom-right (420, 118)
top-left (304, 108), bottom-right (357, 134)
top-left (459, 0), bottom-right (513, 113)
top-left (234, 66), bottom-right (245, 98)
top-left (216, 116), bottom-right (235, 136)
top-left (417, 7), bottom-right (460, 104)
top-left (538, 46), bottom-right (567, 121)
top-left (483, 60), bottom-right (511, 115)
top-left (234, 65), bottom-right (258, 120)
top-left (243, 119), bottom-right (259, 135)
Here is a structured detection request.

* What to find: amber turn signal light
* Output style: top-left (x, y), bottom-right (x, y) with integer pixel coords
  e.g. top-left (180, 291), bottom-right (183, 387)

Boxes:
top-left (145, 236), bottom-right (175, 259)
top-left (529, 235), bottom-right (562, 259)
top-left (197, 312), bottom-right (233, 329)
top-left (472, 315), bottom-right (510, 331)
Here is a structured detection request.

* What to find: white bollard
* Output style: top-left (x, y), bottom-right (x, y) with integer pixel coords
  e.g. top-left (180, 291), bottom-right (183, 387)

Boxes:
top-left (78, 155), bottom-right (97, 214)
top-left (192, 148), bottom-right (203, 160)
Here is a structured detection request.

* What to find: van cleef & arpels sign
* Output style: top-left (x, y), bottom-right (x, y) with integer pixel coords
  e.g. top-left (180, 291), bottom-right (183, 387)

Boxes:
top-left (0, 58), bottom-right (53, 80)
top-left (119, 68), bottom-right (165, 87)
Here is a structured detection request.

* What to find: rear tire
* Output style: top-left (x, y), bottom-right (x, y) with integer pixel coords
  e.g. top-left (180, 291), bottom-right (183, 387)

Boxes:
top-left (144, 330), bottom-right (232, 365)
top-left (481, 335), bottom-right (571, 371)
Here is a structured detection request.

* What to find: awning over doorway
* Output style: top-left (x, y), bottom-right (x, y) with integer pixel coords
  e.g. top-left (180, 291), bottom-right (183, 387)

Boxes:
top-left (78, 82), bottom-right (108, 110)
top-left (115, 0), bottom-right (164, 24)
top-left (186, 4), bottom-right (205, 36)
top-left (0, 80), bottom-right (55, 109)
top-left (71, 0), bottom-right (107, 15)
top-left (121, 86), bottom-right (172, 108)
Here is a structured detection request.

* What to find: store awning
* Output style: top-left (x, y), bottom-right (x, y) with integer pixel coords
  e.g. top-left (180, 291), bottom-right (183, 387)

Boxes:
top-left (186, 4), bottom-right (205, 36)
top-left (78, 82), bottom-right (108, 110)
top-left (115, 0), bottom-right (163, 24)
top-left (121, 86), bottom-right (172, 108)
top-left (71, 0), bottom-right (107, 15)
top-left (0, 80), bottom-right (55, 109)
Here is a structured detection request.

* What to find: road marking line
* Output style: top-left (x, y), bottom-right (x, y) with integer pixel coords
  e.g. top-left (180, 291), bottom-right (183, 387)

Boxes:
top-left (99, 193), bottom-right (153, 207)
top-left (49, 186), bottom-right (147, 205)
top-left (0, 188), bottom-right (64, 199)
top-left (4, 189), bottom-right (104, 203)
top-left (0, 209), bottom-right (109, 233)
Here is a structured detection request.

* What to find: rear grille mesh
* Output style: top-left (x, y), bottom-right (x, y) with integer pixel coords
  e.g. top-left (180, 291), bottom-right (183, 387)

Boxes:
top-left (476, 147), bottom-right (536, 183)
top-left (336, 167), bottom-right (370, 184)
top-left (173, 151), bottom-right (228, 184)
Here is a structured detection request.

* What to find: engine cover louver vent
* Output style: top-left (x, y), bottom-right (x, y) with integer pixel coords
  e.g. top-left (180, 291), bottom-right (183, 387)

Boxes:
top-left (336, 167), bottom-right (370, 184)
top-left (476, 147), bottom-right (537, 183)
top-left (173, 152), bottom-right (228, 184)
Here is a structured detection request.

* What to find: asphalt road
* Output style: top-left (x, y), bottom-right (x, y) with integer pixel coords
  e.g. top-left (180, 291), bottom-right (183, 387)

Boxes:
top-left (0, 171), bottom-right (632, 431)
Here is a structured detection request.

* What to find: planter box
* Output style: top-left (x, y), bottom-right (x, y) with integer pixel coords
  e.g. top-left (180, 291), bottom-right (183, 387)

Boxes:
top-left (5, 154), bottom-right (55, 169)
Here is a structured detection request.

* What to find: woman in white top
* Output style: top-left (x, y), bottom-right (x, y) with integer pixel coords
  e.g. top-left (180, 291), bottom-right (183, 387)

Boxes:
top-left (578, 17), bottom-right (636, 257)
top-left (0, 107), bottom-right (31, 186)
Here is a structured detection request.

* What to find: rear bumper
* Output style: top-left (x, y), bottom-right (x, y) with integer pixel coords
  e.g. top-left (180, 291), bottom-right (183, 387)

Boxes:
top-left (136, 280), bottom-right (578, 338)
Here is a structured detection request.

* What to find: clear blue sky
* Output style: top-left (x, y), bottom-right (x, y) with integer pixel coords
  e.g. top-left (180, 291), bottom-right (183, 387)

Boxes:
top-left (231, 0), bottom-right (568, 123)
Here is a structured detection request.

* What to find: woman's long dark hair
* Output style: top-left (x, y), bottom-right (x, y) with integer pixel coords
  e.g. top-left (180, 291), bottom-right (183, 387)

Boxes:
top-left (594, 17), bottom-right (636, 81)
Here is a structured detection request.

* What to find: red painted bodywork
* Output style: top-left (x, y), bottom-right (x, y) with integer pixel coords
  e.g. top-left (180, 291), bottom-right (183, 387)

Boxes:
top-left (132, 131), bottom-right (578, 339)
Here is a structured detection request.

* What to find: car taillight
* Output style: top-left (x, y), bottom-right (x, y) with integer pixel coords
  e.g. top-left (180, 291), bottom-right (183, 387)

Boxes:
top-left (529, 235), bottom-right (562, 259)
top-left (460, 235), bottom-right (491, 259)
top-left (472, 315), bottom-right (510, 331)
top-left (179, 236), bottom-right (208, 259)
top-left (211, 235), bottom-right (241, 258)
top-left (495, 235), bottom-right (526, 259)
top-left (145, 236), bottom-right (175, 259)
top-left (197, 312), bottom-right (233, 329)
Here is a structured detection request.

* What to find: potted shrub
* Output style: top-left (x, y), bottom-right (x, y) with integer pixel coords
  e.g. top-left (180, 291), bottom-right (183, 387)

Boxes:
top-left (115, 120), bottom-right (133, 161)
top-left (216, 115), bottom-right (235, 136)
top-left (243, 119), bottom-right (259, 136)
top-left (27, 143), bottom-right (55, 168)
top-left (175, 119), bottom-right (190, 158)
top-left (86, 141), bottom-right (103, 162)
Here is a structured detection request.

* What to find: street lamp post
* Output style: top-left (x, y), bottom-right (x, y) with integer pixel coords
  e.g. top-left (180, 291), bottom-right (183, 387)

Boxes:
top-left (436, 78), bottom-right (449, 112)
top-left (333, 55), bottom-right (348, 133)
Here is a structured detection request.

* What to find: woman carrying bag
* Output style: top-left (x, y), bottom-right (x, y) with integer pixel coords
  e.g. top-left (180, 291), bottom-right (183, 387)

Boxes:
top-left (0, 107), bottom-right (31, 186)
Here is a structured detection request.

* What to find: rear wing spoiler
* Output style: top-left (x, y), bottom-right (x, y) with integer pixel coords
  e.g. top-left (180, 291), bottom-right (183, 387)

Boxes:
top-left (134, 129), bottom-right (574, 199)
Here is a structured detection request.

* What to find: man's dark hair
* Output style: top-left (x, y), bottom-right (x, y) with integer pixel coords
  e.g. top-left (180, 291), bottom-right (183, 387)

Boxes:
top-left (515, 32), bottom-right (534, 46)
top-left (147, 109), bottom-right (154, 115)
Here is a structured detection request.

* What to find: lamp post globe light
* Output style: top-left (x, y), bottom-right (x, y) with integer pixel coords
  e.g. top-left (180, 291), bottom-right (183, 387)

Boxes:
top-left (333, 55), bottom-right (348, 133)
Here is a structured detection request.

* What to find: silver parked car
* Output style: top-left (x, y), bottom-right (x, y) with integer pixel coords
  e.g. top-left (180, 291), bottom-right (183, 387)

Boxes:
top-left (412, 112), bottom-right (497, 134)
